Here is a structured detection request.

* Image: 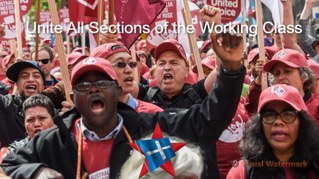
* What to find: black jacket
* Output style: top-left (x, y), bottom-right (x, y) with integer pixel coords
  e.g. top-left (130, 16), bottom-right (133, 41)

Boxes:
top-left (0, 95), bottom-right (26, 147)
top-left (1, 67), bottom-right (245, 179)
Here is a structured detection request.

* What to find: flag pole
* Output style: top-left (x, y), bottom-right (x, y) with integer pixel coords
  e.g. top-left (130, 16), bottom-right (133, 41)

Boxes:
top-left (48, 0), bottom-right (73, 104)
top-left (97, 0), bottom-right (105, 46)
top-left (35, 0), bottom-right (41, 61)
top-left (13, 0), bottom-right (22, 60)
top-left (66, 34), bottom-right (70, 54)
top-left (130, 44), bottom-right (140, 83)
top-left (108, 0), bottom-right (114, 25)
top-left (182, 0), bottom-right (204, 80)
top-left (241, 0), bottom-right (248, 67)
top-left (255, 0), bottom-right (267, 90)
top-left (81, 31), bottom-right (86, 55)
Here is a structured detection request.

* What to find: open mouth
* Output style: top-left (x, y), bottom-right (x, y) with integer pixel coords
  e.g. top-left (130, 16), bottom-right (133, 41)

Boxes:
top-left (25, 84), bottom-right (37, 93)
top-left (124, 77), bottom-right (133, 85)
top-left (90, 99), bottom-right (105, 113)
top-left (163, 73), bottom-right (173, 82)
top-left (34, 129), bottom-right (42, 134)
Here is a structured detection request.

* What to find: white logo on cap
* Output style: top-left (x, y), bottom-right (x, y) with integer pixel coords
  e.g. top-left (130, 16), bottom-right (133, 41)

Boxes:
top-left (203, 58), bottom-right (209, 64)
top-left (271, 86), bottom-right (286, 97)
top-left (277, 50), bottom-right (286, 59)
top-left (82, 57), bottom-right (96, 65)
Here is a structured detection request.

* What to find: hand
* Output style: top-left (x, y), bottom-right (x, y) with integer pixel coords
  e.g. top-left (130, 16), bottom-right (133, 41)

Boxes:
top-left (255, 58), bottom-right (266, 77)
top-left (99, 33), bottom-right (118, 45)
top-left (211, 31), bottom-right (243, 71)
top-left (33, 167), bottom-right (64, 179)
top-left (58, 101), bottom-right (74, 116)
top-left (0, 167), bottom-right (11, 179)
top-left (200, 5), bottom-right (222, 25)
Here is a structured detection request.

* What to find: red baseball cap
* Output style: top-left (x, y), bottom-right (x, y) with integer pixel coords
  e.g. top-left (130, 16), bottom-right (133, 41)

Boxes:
top-left (247, 48), bottom-right (269, 64)
top-left (42, 38), bottom-right (51, 44)
top-left (308, 60), bottom-right (319, 79)
top-left (71, 57), bottom-right (117, 85)
top-left (199, 40), bottom-right (212, 53)
top-left (263, 49), bottom-right (308, 72)
top-left (72, 47), bottom-right (90, 54)
top-left (154, 39), bottom-right (187, 63)
top-left (258, 84), bottom-right (308, 112)
top-left (192, 56), bottom-right (216, 73)
top-left (91, 42), bottom-right (130, 60)
top-left (66, 52), bottom-right (88, 67)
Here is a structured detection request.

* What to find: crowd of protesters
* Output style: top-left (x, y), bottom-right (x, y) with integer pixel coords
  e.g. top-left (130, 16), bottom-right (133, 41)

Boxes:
top-left (0, 0), bottom-right (319, 178)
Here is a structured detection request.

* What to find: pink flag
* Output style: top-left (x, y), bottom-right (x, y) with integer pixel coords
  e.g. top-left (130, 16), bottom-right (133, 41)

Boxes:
top-left (114, 0), bottom-right (166, 49)
top-left (69, 0), bottom-right (98, 25)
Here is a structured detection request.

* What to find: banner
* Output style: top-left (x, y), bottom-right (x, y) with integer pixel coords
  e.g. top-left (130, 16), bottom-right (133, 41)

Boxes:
top-left (208, 0), bottom-right (241, 23)
top-left (261, 0), bottom-right (282, 25)
top-left (147, 0), bottom-right (177, 49)
top-left (0, 0), bottom-right (32, 40)
top-left (39, 11), bottom-right (52, 39)
top-left (68, 0), bottom-right (98, 25)
top-left (114, 0), bottom-right (166, 49)
top-left (147, 0), bottom-right (201, 56)
top-left (59, 8), bottom-right (70, 32)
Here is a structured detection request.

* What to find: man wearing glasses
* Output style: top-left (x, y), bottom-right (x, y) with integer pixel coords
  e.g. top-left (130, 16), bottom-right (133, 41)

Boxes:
top-left (32, 46), bottom-right (58, 88)
top-left (91, 43), bottom-right (163, 114)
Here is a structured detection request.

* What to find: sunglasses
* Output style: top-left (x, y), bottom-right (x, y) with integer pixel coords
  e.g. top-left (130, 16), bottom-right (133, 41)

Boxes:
top-left (112, 61), bottom-right (138, 68)
top-left (36, 58), bottom-right (50, 64)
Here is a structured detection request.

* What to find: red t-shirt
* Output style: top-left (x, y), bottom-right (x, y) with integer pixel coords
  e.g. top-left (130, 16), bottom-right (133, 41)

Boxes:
top-left (73, 119), bottom-right (114, 177)
top-left (216, 97), bottom-right (249, 179)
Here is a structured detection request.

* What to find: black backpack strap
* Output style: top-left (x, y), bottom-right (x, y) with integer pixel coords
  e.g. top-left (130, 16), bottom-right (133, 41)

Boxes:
top-left (183, 87), bottom-right (203, 104)
top-left (144, 87), bottom-right (159, 102)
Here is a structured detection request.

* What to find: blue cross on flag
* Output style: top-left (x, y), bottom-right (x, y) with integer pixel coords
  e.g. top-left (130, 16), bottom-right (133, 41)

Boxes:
top-left (129, 123), bottom-right (186, 177)
top-left (136, 138), bottom-right (175, 172)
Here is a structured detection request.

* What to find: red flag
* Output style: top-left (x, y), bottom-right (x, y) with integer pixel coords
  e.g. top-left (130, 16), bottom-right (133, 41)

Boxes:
top-left (69, 0), bottom-right (98, 25)
top-left (114, 0), bottom-right (166, 49)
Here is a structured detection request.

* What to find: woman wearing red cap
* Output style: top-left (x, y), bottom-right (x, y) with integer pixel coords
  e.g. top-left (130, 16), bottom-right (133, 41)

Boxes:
top-left (227, 84), bottom-right (319, 178)
top-left (245, 49), bottom-right (319, 126)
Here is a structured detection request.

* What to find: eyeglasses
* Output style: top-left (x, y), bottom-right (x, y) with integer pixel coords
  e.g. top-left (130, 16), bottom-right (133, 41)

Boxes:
top-left (261, 110), bottom-right (298, 124)
top-left (112, 61), bottom-right (137, 68)
top-left (74, 80), bottom-right (116, 92)
top-left (36, 59), bottom-right (50, 64)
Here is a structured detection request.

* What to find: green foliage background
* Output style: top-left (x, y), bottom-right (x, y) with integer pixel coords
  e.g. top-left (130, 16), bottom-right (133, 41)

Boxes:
top-left (27, 0), bottom-right (63, 22)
